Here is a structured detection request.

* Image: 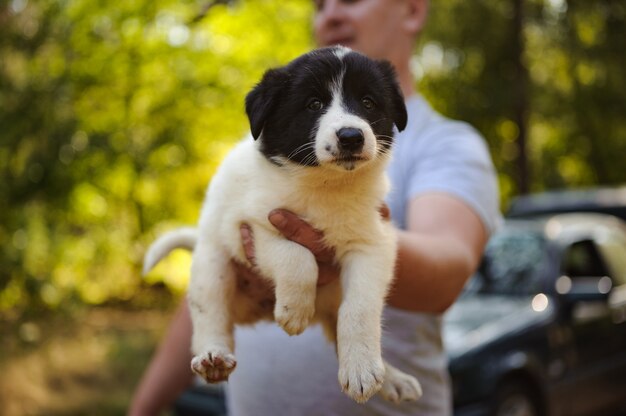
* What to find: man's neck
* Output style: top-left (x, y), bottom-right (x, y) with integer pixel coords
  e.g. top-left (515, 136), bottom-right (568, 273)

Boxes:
top-left (395, 63), bottom-right (416, 99)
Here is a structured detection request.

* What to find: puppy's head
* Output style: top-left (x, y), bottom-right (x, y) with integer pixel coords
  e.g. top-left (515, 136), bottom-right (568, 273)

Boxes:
top-left (245, 46), bottom-right (406, 171)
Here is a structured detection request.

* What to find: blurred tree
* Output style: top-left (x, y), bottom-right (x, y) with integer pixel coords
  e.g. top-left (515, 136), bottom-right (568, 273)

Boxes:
top-left (0, 0), bottom-right (313, 314)
top-left (547, 0), bottom-right (626, 187)
top-left (418, 0), bottom-right (626, 201)
top-left (417, 0), bottom-right (535, 201)
top-left (511, 0), bottom-right (530, 195)
top-left (1, 0), bottom-right (624, 314)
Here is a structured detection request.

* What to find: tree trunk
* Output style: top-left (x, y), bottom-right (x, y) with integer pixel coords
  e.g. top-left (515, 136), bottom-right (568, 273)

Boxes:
top-left (512, 0), bottom-right (530, 194)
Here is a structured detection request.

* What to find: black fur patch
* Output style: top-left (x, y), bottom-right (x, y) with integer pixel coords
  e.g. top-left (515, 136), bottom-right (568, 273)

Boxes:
top-left (245, 47), bottom-right (406, 166)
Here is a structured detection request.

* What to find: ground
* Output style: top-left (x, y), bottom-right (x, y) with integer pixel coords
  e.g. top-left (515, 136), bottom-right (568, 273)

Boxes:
top-left (0, 304), bottom-right (176, 416)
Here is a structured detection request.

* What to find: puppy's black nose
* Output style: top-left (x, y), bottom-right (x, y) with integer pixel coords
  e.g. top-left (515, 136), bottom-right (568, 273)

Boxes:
top-left (337, 128), bottom-right (364, 152)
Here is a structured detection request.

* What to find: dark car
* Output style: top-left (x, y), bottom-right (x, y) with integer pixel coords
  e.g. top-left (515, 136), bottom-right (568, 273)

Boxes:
top-left (447, 213), bottom-right (626, 416)
top-left (507, 186), bottom-right (626, 221)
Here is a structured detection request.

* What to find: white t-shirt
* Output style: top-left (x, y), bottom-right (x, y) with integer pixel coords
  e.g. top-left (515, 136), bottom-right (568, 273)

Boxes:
top-left (226, 95), bottom-right (501, 416)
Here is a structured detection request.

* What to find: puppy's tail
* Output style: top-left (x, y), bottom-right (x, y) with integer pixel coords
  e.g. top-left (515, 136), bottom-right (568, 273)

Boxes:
top-left (143, 227), bottom-right (198, 275)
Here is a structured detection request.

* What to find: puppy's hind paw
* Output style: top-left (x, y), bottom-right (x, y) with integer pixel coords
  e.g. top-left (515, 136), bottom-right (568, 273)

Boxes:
top-left (380, 366), bottom-right (422, 403)
top-left (191, 350), bottom-right (237, 383)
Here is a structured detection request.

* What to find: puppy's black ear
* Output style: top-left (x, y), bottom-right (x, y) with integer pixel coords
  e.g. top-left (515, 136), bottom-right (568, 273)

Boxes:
top-left (376, 60), bottom-right (408, 132)
top-left (245, 67), bottom-right (289, 140)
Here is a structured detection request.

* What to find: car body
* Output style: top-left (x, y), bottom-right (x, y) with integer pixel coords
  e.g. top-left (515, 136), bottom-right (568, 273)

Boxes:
top-left (447, 213), bottom-right (626, 416)
top-left (507, 186), bottom-right (626, 221)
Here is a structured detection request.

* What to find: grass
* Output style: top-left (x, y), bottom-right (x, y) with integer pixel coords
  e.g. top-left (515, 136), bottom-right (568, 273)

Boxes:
top-left (0, 301), bottom-right (179, 416)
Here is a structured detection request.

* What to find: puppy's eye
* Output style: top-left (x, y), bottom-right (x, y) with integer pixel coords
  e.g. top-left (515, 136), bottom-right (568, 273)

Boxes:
top-left (361, 97), bottom-right (375, 110)
top-left (308, 99), bottom-right (323, 111)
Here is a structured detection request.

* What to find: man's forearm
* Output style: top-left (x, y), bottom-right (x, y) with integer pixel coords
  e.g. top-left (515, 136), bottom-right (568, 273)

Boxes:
top-left (129, 301), bottom-right (195, 415)
top-left (386, 230), bottom-right (478, 314)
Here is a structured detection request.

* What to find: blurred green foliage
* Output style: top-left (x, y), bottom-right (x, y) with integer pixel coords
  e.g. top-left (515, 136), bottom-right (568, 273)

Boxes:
top-left (1, 0), bottom-right (625, 314)
top-left (420, 0), bottom-right (626, 197)
top-left (0, 0), bottom-right (314, 313)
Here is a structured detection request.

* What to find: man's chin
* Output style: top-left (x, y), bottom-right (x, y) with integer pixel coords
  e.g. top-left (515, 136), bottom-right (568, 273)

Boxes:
top-left (321, 38), bottom-right (356, 49)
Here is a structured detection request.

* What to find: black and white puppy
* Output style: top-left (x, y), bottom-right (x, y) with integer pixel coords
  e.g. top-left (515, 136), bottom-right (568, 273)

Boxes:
top-left (144, 46), bottom-right (422, 403)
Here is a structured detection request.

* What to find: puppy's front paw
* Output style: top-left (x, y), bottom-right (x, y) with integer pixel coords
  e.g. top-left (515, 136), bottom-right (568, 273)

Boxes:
top-left (191, 350), bottom-right (237, 383)
top-left (380, 367), bottom-right (422, 403)
top-left (274, 300), bottom-right (315, 336)
top-left (338, 356), bottom-right (385, 403)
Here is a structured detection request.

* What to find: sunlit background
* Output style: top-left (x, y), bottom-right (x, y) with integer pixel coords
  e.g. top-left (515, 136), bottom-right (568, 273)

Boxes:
top-left (1, 0), bottom-right (624, 414)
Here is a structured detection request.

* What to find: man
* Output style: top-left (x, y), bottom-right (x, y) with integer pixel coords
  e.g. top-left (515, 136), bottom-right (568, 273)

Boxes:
top-left (130, 0), bottom-right (501, 414)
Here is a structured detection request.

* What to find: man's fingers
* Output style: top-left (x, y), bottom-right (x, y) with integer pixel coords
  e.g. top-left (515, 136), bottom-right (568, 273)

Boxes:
top-left (268, 209), bottom-right (335, 262)
top-left (240, 224), bottom-right (256, 266)
top-left (379, 203), bottom-right (391, 221)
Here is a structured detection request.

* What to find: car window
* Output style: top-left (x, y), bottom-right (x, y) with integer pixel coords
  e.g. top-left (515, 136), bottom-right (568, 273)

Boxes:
top-left (464, 229), bottom-right (546, 296)
top-left (561, 240), bottom-right (609, 278)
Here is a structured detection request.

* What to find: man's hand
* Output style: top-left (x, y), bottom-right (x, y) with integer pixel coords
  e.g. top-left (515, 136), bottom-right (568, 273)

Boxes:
top-left (239, 209), bottom-right (339, 286)
top-left (236, 205), bottom-right (390, 288)
top-left (267, 209), bottom-right (339, 285)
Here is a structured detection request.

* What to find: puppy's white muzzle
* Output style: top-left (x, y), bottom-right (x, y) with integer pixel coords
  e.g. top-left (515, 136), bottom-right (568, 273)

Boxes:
top-left (315, 95), bottom-right (377, 171)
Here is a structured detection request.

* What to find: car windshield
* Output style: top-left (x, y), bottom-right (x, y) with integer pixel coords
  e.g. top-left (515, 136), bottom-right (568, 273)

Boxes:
top-left (463, 228), bottom-right (547, 296)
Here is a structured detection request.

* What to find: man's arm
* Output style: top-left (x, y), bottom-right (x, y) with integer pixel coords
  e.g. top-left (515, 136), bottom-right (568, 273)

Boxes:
top-left (267, 193), bottom-right (488, 314)
top-left (390, 193), bottom-right (488, 313)
top-left (129, 301), bottom-right (194, 416)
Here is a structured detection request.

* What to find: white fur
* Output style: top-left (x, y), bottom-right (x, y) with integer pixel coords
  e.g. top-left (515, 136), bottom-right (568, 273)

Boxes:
top-left (332, 45), bottom-right (352, 59)
top-left (142, 227), bottom-right (197, 275)
top-left (144, 58), bottom-right (422, 402)
top-left (314, 82), bottom-right (378, 170)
